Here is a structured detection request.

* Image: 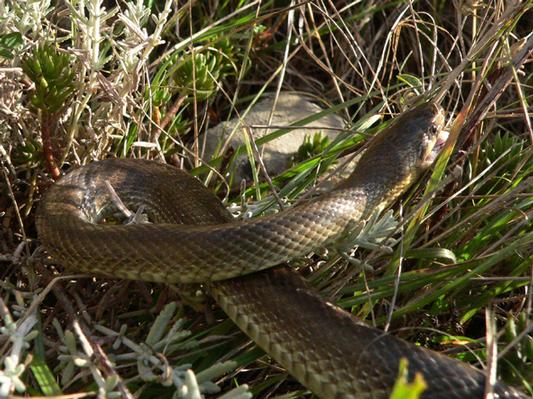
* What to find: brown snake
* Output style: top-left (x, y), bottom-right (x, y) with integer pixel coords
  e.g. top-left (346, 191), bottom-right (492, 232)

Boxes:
top-left (37, 104), bottom-right (528, 398)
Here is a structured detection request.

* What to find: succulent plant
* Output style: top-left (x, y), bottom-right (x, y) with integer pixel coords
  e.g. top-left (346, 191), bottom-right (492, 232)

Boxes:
top-left (22, 44), bottom-right (76, 114)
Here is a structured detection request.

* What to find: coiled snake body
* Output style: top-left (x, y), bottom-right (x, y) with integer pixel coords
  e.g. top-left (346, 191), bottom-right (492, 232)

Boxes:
top-left (37, 104), bottom-right (528, 398)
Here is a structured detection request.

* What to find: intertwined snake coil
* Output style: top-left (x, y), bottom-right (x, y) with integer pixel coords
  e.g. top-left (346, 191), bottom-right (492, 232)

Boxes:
top-left (37, 104), bottom-right (529, 398)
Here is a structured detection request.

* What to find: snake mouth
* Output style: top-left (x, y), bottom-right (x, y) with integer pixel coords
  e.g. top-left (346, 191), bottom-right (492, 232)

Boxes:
top-left (434, 129), bottom-right (449, 152)
top-left (420, 104), bottom-right (447, 165)
top-left (423, 129), bottom-right (449, 165)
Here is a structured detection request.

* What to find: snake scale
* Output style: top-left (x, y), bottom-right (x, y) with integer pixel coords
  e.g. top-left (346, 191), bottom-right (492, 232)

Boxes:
top-left (37, 103), bottom-right (529, 398)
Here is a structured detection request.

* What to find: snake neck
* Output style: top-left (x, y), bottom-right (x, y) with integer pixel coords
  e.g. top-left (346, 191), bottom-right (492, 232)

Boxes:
top-left (333, 156), bottom-right (421, 220)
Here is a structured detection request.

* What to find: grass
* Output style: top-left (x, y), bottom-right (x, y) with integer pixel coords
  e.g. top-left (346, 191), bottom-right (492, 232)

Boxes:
top-left (0, 0), bottom-right (532, 398)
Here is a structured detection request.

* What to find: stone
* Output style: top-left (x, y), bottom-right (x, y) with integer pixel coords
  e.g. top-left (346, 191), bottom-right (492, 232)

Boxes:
top-left (203, 92), bottom-right (347, 184)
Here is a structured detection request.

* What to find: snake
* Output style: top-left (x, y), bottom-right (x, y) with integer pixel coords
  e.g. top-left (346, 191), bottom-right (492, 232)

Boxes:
top-left (36, 103), bottom-right (529, 398)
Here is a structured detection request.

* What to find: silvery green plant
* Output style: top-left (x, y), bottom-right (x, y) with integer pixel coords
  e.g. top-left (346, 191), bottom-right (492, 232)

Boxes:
top-left (121, 0), bottom-right (172, 70)
top-left (92, 302), bottom-right (251, 398)
top-left (58, 0), bottom-right (174, 158)
top-left (336, 209), bottom-right (400, 271)
top-left (0, 306), bottom-right (38, 397)
top-left (55, 320), bottom-right (123, 398)
top-left (64, 0), bottom-right (172, 88)
top-left (2, 0), bottom-right (52, 37)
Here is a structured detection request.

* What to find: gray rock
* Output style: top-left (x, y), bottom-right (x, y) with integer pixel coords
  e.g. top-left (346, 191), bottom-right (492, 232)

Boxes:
top-left (203, 92), bottom-right (346, 184)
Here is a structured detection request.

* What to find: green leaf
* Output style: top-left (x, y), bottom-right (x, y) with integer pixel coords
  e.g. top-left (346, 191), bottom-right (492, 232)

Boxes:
top-left (397, 73), bottom-right (423, 89)
top-left (0, 32), bottom-right (23, 59)
top-left (30, 358), bottom-right (62, 395)
top-left (405, 247), bottom-right (457, 263)
top-left (390, 358), bottom-right (427, 399)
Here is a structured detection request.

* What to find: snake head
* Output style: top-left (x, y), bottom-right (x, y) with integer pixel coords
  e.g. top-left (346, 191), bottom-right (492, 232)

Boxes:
top-left (373, 102), bottom-right (447, 174)
top-left (417, 104), bottom-right (448, 168)
top-left (343, 103), bottom-right (448, 200)
top-left (383, 102), bottom-right (447, 171)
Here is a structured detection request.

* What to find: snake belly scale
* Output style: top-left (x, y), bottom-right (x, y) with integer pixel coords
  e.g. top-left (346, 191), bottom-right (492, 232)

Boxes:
top-left (37, 104), bottom-right (529, 398)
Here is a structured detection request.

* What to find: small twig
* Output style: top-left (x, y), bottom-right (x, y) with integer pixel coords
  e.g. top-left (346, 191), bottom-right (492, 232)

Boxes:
top-left (158, 94), bottom-right (187, 133)
top-left (484, 306), bottom-right (497, 399)
top-left (12, 255), bottom-right (84, 328)
top-left (73, 321), bottom-right (135, 399)
top-left (104, 181), bottom-right (133, 219)
top-left (0, 67), bottom-right (23, 74)
top-left (384, 205), bottom-right (403, 333)
top-left (10, 393), bottom-right (96, 398)
top-left (104, 181), bottom-right (147, 224)
top-left (41, 272), bottom-right (135, 399)
top-left (249, 124), bottom-right (352, 133)
top-left (461, 34), bottom-right (533, 145)
top-left (243, 126), bottom-right (285, 209)
top-left (2, 167), bottom-right (30, 260)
